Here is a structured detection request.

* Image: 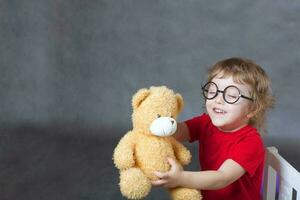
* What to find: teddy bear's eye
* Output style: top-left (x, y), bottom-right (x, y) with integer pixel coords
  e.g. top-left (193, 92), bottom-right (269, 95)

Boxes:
top-left (157, 114), bottom-right (161, 118)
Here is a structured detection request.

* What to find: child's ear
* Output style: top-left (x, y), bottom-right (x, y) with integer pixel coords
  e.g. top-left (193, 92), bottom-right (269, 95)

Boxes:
top-left (246, 104), bottom-right (259, 119)
top-left (132, 88), bottom-right (150, 109)
top-left (176, 93), bottom-right (184, 114)
top-left (246, 111), bottom-right (255, 119)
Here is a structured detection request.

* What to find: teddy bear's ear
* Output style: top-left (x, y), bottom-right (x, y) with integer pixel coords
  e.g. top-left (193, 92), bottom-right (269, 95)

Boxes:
top-left (176, 93), bottom-right (184, 113)
top-left (132, 88), bottom-right (150, 109)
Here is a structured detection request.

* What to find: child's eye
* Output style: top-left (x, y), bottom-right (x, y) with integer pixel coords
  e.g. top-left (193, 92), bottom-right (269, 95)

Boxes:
top-left (227, 94), bottom-right (238, 100)
top-left (157, 114), bottom-right (161, 118)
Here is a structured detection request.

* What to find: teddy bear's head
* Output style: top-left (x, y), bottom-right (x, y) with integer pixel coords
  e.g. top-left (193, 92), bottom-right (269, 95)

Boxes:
top-left (131, 86), bottom-right (184, 136)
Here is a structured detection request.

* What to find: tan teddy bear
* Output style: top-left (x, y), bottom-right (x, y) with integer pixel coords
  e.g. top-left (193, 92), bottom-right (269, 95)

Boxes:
top-left (113, 86), bottom-right (201, 200)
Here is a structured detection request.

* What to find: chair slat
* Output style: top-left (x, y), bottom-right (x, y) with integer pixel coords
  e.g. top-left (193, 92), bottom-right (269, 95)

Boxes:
top-left (278, 178), bottom-right (292, 200)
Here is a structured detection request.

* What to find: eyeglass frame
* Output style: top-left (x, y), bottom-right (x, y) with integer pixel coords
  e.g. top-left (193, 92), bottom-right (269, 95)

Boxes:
top-left (201, 81), bottom-right (254, 104)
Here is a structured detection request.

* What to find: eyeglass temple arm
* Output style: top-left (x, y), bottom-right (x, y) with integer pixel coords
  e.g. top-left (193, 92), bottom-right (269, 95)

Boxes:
top-left (241, 95), bottom-right (254, 101)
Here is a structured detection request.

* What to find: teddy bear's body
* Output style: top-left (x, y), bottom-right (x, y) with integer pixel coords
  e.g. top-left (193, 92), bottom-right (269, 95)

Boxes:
top-left (113, 86), bottom-right (201, 200)
top-left (135, 133), bottom-right (181, 179)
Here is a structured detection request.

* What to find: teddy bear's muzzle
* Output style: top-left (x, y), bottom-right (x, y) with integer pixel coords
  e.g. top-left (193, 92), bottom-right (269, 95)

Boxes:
top-left (149, 117), bottom-right (177, 137)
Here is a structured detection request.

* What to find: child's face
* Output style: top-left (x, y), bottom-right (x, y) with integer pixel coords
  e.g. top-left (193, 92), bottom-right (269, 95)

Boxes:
top-left (206, 74), bottom-right (253, 132)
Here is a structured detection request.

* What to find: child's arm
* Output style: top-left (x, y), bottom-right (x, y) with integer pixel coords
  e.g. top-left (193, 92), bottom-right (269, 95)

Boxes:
top-left (173, 122), bottom-right (190, 142)
top-left (152, 157), bottom-right (245, 190)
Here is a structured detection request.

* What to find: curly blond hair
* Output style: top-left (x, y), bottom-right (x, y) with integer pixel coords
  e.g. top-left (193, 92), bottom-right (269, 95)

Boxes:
top-left (206, 57), bottom-right (275, 134)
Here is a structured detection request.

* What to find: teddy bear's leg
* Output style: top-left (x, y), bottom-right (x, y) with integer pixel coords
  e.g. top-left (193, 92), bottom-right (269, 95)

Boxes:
top-left (119, 167), bottom-right (151, 200)
top-left (169, 187), bottom-right (202, 200)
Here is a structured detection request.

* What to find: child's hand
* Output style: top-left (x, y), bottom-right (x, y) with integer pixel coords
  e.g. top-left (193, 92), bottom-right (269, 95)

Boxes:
top-left (151, 157), bottom-right (183, 188)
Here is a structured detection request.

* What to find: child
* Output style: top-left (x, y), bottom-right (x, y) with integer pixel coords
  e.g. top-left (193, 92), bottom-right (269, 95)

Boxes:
top-left (152, 57), bottom-right (275, 200)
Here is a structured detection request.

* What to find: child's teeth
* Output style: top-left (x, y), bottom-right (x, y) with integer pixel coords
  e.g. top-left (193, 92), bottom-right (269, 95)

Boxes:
top-left (215, 108), bottom-right (225, 113)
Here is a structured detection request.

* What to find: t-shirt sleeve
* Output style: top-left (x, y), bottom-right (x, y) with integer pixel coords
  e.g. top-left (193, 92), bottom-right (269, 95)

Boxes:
top-left (228, 135), bottom-right (265, 177)
top-left (185, 113), bottom-right (210, 143)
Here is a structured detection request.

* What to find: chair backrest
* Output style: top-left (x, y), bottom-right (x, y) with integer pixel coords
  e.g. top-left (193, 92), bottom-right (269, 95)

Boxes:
top-left (263, 146), bottom-right (300, 200)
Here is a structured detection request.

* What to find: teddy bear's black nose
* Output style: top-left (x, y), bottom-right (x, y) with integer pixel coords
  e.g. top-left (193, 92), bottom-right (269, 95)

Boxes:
top-left (171, 120), bottom-right (174, 124)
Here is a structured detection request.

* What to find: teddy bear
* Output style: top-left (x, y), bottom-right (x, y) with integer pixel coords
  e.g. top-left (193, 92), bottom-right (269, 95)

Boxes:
top-left (113, 86), bottom-right (201, 200)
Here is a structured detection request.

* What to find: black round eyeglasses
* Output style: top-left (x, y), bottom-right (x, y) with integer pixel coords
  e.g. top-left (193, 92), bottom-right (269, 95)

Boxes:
top-left (201, 82), bottom-right (254, 104)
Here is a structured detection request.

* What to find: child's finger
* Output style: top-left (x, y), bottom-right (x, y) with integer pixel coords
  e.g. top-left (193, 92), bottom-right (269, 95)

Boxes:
top-left (153, 171), bottom-right (169, 179)
top-left (167, 157), bottom-right (177, 166)
top-left (167, 157), bottom-right (179, 171)
top-left (151, 179), bottom-right (167, 186)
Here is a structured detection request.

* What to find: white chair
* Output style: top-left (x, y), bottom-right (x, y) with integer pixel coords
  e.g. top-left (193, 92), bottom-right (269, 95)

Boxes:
top-left (263, 146), bottom-right (300, 200)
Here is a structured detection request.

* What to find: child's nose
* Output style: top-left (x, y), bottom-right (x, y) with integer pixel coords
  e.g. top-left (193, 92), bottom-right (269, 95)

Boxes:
top-left (214, 92), bottom-right (225, 104)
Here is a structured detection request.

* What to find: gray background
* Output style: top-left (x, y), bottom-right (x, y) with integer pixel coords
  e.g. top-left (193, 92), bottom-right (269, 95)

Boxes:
top-left (0, 0), bottom-right (300, 199)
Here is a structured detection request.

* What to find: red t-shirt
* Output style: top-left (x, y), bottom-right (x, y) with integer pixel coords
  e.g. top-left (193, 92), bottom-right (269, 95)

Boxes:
top-left (185, 113), bottom-right (265, 200)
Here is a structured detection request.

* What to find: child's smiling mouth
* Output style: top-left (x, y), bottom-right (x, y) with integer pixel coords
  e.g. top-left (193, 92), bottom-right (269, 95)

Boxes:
top-left (213, 107), bottom-right (227, 114)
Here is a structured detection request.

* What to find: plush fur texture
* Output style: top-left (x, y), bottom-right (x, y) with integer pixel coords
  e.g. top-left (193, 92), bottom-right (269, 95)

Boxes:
top-left (113, 86), bottom-right (202, 200)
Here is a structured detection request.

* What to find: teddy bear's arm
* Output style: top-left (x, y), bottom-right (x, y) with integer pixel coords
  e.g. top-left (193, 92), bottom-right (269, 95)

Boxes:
top-left (170, 137), bottom-right (192, 166)
top-left (113, 131), bottom-right (136, 170)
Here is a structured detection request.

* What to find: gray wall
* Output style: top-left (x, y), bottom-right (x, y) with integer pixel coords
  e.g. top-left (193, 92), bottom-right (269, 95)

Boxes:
top-left (1, 1), bottom-right (300, 199)
top-left (1, 0), bottom-right (300, 137)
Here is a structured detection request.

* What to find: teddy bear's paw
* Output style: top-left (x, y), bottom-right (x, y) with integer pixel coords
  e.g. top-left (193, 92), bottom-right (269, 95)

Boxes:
top-left (169, 187), bottom-right (202, 200)
top-left (119, 168), bottom-right (151, 200)
top-left (113, 152), bottom-right (135, 170)
top-left (177, 151), bottom-right (192, 166)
